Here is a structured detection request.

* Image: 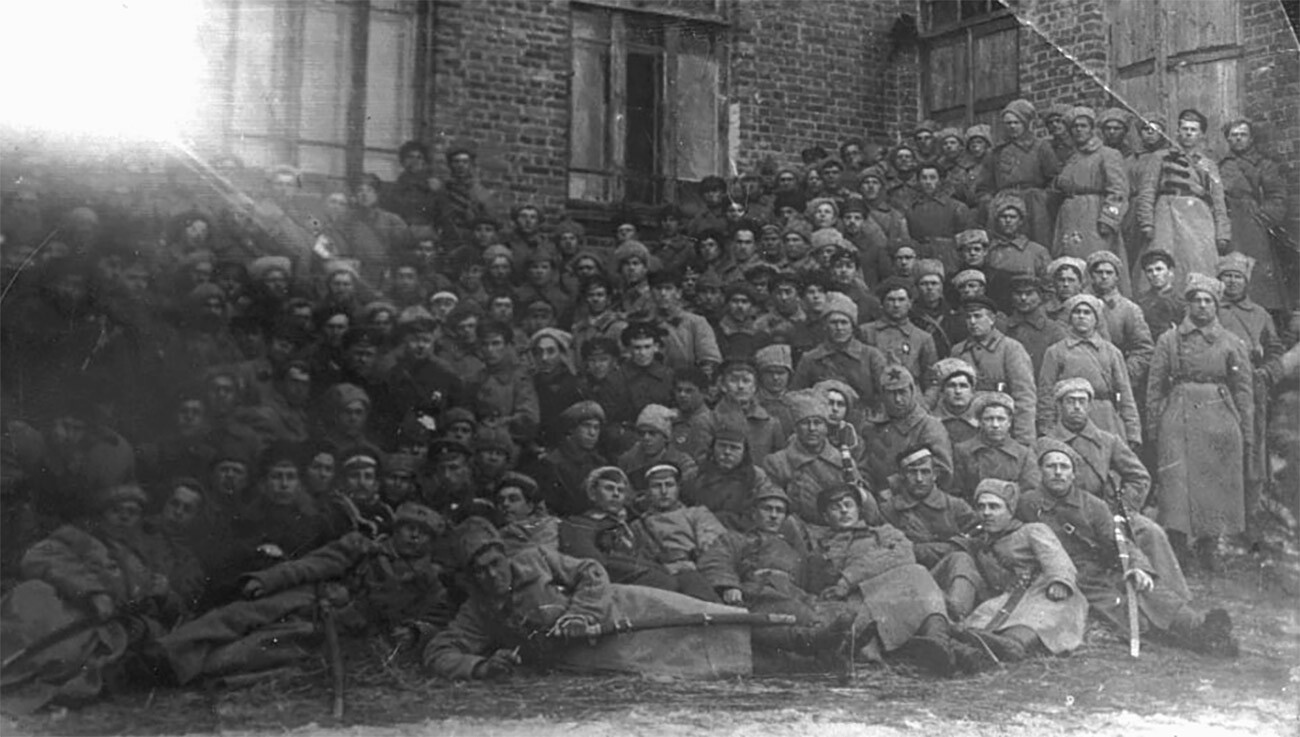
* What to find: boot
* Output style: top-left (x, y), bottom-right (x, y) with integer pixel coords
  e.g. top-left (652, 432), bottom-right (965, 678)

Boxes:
top-left (953, 626), bottom-right (1027, 664)
top-left (1195, 536), bottom-right (1221, 574)
top-left (902, 634), bottom-right (956, 676)
top-left (1190, 608), bottom-right (1239, 658)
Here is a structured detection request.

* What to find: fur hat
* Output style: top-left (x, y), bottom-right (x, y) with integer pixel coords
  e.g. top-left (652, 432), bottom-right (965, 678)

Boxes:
top-left (1184, 272), bottom-right (1224, 302)
top-left (755, 344), bottom-right (793, 372)
top-left (635, 404), bottom-right (677, 438)
top-left (971, 391), bottom-right (1015, 419)
top-left (1053, 377), bottom-right (1095, 403)
top-left (974, 478), bottom-right (1020, 510)
top-left (788, 389), bottom-right (831, 423)
top-left (1062, 293), bottom-right (1106, 320)
top-left (1047, 256), bottom-right (1087, 279)
top-left (393, 502), bottom-right (444, 536)
top-left (915, 259), bottom-right (945, 280)
top-left (1216, 252), bottom-right (1255, 281)
top-left (1086, 250), bottom-right (1123, 273)
top-left (824, 292), bottom-right (859, 323)
top-left (932, 358), bottom-right (976, 386)
top-left (248, 255), bottom-right (291, 282)
top-left (952, 269), bottom-right (987, 288)
top-left (955, 229), bottom-right (990, 249)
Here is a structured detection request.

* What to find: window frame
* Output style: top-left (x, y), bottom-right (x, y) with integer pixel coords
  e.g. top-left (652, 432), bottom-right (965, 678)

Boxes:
top-left (920, 6), bottom-right (1021, 129)
top-left (565, 4), bottom-right (727, 215)
top-left (216, 0), bottom-right (427, 184)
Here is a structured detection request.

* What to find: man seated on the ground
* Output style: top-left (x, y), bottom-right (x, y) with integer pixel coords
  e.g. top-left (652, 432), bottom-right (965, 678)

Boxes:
top-left (156, 502), bottom-right (451, 686)
top-left (763, 390), bottom-right (878, 525)
top-left (946, 479), bottom-right (1089, 667)
top-left (1019, 441), bottom-right (1238, 657)
top-left (880, 446), bottom-right (978, 572)
top-left (2, 485), bottom-right (183, 712)
top-left (810, 484), bottom-right (988, 675)
top-left (699, 487), bottom-right (857, 666)
top-left (557, 467), bottom-right (686, 593)
top-left (629, 463), bottom-right (726, 603)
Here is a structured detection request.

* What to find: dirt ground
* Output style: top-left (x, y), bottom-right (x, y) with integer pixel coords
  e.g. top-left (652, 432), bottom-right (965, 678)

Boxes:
top-left (4, 545), bottom-right (1298, 737)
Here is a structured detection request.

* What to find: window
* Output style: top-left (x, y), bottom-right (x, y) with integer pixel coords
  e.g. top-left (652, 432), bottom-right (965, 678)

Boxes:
top-left (1108, 0), bottom-right (1241, 158)
top-left (921, 0), bottom-right (1019, 129)
top-left (219, 0), bottom-right (422, 182)
top-left (568, 6), bottom-right (723, 207)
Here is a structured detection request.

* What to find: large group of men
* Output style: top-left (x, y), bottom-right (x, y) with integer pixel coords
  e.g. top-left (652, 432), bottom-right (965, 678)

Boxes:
top-left (1, 99), bottom-right (1297, 711)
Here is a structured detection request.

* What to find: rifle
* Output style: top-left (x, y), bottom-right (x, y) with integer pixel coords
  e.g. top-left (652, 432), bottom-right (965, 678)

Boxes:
top-left (832, 422), bottom-right (884, 507)
top-left (554, 611), bottom-right (799, 640)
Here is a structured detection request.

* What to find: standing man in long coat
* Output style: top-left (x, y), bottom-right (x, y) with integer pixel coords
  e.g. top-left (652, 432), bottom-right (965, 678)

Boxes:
top-left (1135, 110), bottom-right (1231, 290)
top-left (979, 99), bottom-right (1060, 249)
top-left (1219, 119), bottom-right (1291, 312)
top-left (1052, 107), bottom-right (1132, 295)
top-left (1146, 273), bottom-right (1253, 572)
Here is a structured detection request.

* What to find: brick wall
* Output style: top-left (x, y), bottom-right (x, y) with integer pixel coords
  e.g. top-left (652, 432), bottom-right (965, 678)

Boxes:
top-left (426, 0), bottom-right (572, 216)
top-left (1240, 0), bottom-right (1300, 235)
top-left (423, 0), bottom-right (922, 219)
top-left (729, 0), bottom-right (919, 174)
top-left (1014, 0), bottom-right (1112, 113)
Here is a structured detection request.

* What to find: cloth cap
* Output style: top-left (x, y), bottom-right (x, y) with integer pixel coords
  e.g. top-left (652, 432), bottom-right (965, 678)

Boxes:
top-left (642, 463), bottom-right (681, 486)
top-left (1036, 437), bottom-right (1083, 469)
top-left (1009, 273), bottom-right (1045, 293)
top-left (755, 343), bottom-right (793, 371)
top-left (824, 292), bottom-right (859, 323)
top-left (953, 269), bottom-right (987, 288)
top-left (990, 193), bottom-right (1027, 218)
top-left (429, 439), bottom-right (472, 465)
top-left (1099, 108), bottom-right (1131, 127)
top-left (635, 404), bottom-right (677, 438)
top-left (473, 425), bottom-right (517, 460)
top-left (955, 229), bottom-right (990, 249)
top-left (1044, 103), bottom-right (1073, 120)
top-left (971, 391), bottom-right (1015, 419)
top-left (98, 484), bottom-right (148, 511)
top-left (813, 378), bottom-right (859, 407)
top-left (840, 198), bottom-right (869, 216)
top-left (211, 435), bottom-right (257, 469)
top-left (965, 124), bottom-right (992, 143)
top-left (443, 406), bottom-right (477, 429)
top-left (393, 503), bottom-right (444, 536)
top-left (711, 420), bottom-right (748, 445)
top-left (1070, 106), bottom-right (1097, 123)
top-left (483, 244), bottom-right (513, 264)
top-left (878, 364), bottom-right (915, 391)
top-left (974, 478), bottom-right (1019, 510)
top-left (1216, 252), bottom-right (1255, 280)
top-left (788, 389), bottom-right (831, 423)
top-left (1086, 250), bottom-right (1123, 273)
top-left (1054, 377), bottom-right (1095, 402)
top-left (932, 357), bottom-right (976, 386)
top-left (340, 444), bottom-right (382, 470)
top-left (961, 294), bottom-right (998, 313)
top-left (1139, 249), bottom-right (1176, 270)
top-left (249, 255), bottom-right (291, 281)
top-left (915, 258), bottom-right (946, 280)
top-left (859, 165), bottom-right (888, 184)
top-left (898, 446), bottom-right (934, 468)
top-left (753, 486), bottom-right (791, 508)
top-left (384, 452), bottom-right (421, 476)
top-left (1047, 256), bottom-right (1087, 279)
top-left (1062, 293), bottom-right (1105, 319)
top-left (1184, 272), bottom-right (1224, 302)
top-left (326, 383), bottom-right (371, 411)
top-left (561, 400), bottom-right (606, 428)
top-left (396, 306), bottom-right (438, 335)
top-left (429, 291), bottom-right (459, 306)
top-left (361, 300), bottom-right (399, 322)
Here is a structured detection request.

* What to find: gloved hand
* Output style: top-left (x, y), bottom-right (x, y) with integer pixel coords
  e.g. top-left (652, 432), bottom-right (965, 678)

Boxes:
top-left (721, 588), bottom-right (744, 606)
top-left (1125, 569), bottom-right (1155, 593)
